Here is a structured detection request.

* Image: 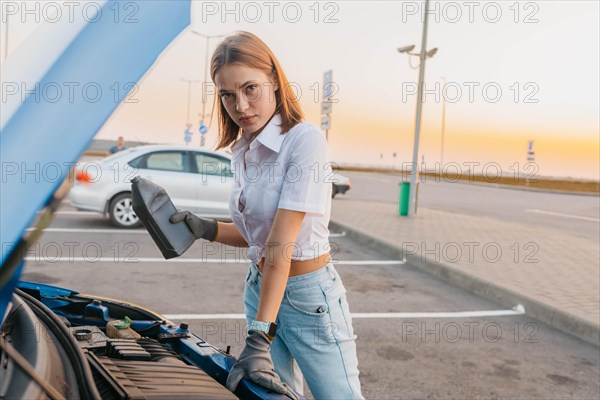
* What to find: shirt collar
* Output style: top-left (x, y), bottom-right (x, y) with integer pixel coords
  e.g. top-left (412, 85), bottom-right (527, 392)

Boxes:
top-left (230, 114), bottom-right (284, 154)
top-left (254, 113), bottom-right (285, 153)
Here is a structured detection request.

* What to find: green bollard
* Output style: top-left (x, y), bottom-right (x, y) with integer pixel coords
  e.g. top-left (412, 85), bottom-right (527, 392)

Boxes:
top-left (399, 182), bottom-right (410, 216)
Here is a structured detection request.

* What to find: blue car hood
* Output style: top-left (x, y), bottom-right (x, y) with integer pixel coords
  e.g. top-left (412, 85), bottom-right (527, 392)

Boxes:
top-left (0, 0), bottom-right (191, 322)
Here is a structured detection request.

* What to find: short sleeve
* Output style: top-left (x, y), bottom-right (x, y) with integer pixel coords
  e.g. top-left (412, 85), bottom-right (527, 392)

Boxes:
top-left (278, 127), bottom-right (331, 215)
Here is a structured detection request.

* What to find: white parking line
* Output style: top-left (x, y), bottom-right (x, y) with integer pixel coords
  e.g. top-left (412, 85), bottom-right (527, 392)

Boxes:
top-left (54, 211), bottom-right (98, 216)
top-left (52, 212), bottom-right (349, 236)
top-left (28, 228), bottom-right (350, 237)
top-left (165, 313), bottom-right (248, 319)
top-left (26, 228), bottom-right (147, 234)
top-left (164, 305), bottom-right (525, 320)
top-left (525, 209), bottom-right (600, 222)
top-left (329, 232), bottom-right (346, 238)
top-left (23, 257), bottom-right (405, 265)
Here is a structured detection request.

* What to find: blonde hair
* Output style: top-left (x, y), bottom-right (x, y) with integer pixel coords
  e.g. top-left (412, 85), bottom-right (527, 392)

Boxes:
top-left (210, 31), bottom-right (304, 149)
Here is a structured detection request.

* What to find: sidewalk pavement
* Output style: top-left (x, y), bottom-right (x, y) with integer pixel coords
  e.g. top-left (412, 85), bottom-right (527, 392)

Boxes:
top-left (329, 199), bottom-right (600, 346)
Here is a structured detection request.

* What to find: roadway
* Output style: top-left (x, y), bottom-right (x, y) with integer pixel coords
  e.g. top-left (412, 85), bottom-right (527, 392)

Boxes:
top-left (339, 171), bottom-right (600, 239)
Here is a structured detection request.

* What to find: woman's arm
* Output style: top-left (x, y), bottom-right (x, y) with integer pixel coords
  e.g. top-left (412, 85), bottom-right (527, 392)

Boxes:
top-left (215, 221), bottom-right (248, 247)
top-left (255, 209), bottom-right (305, 323)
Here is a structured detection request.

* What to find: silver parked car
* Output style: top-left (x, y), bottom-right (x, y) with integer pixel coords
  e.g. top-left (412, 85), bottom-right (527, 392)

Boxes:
top-left (70, 145), bottom-right (234, 228)
top-left (70, 144), bottom-right (351, 228)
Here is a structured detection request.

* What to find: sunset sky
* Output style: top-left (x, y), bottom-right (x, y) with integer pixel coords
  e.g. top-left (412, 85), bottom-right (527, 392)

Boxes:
top-left (2, 1), bottom-right (598, 179)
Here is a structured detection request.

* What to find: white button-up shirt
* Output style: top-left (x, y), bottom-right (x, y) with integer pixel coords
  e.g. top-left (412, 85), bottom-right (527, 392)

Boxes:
top-left (229, 114), bottom-right (332, 264)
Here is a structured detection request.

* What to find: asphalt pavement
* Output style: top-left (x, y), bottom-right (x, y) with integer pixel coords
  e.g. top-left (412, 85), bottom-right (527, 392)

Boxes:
top-left (20, 200), bottom-right (600, 399)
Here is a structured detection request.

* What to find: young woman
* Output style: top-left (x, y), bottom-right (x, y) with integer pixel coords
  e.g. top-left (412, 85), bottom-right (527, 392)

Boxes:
top-left (170, 31), bottom-right (364, 399)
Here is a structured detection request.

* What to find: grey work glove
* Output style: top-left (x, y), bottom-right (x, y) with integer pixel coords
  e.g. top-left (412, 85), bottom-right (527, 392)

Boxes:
top-left (169, 211), bottom-right (218, 241)
top-left (226, 330), bottom-right (300, 399)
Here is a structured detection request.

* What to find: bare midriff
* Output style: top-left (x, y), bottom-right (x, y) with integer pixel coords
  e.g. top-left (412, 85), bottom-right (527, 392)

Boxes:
top-left (257, 252), bottom-right (331, 277)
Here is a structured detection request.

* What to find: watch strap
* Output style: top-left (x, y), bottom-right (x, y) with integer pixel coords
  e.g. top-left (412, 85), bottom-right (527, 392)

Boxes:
top-left (248, 320), bottom-right (277, 340)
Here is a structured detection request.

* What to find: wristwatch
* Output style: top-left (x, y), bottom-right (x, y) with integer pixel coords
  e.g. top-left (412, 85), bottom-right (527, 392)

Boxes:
top-left (248, 320), bottom-right (277, 341)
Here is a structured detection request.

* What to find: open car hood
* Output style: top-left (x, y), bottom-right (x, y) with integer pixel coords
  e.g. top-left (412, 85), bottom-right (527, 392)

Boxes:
top-left (0, 0), bottom-right (191, 321)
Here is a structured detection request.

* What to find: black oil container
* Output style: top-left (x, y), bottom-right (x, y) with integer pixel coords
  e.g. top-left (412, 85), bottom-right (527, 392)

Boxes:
top-left (130, 176), bottom-right (195, 259)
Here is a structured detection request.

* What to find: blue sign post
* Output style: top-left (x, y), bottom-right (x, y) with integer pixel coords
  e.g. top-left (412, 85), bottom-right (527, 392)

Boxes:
top-left (527, 140), bottom-right (535, 162)
top-left (199, 123), bottom-right (208, 146)
top-left (184, 123), bottom-right (192, 145)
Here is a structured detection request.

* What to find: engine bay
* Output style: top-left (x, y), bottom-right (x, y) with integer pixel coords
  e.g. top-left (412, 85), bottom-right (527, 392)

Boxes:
top-left (1, 284), bottom-right (240, 399)
top-left (70, 325), bottom-right (235, 399)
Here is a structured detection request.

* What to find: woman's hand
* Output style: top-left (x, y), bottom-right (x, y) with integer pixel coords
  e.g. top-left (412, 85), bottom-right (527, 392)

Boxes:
top-left (170, 212), bottom-right (249, 247)
top-left (169, 211), bottom-right (218, 241)
top-left (226, 330), bottom-right (300, 399)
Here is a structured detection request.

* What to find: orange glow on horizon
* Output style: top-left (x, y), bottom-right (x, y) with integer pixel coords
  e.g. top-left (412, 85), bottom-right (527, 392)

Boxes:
top-left (325, 111), bottom-right (599, 180)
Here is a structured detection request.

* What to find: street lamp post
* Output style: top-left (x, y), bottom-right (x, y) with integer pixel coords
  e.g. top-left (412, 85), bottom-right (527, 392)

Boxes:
top-left (440, 76), bottom-right (447, 171)
top-left (191, 31), bottom-right (225, 147)
top-left (397, 0), bottom-right (437, 217)
top-left (180, 78), bottom-right (200, 145)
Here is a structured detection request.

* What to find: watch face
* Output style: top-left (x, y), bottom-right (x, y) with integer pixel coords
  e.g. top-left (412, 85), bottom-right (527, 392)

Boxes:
top-left (250, 320), bottom-right (276, 338)
top-left (268, 322), bottom-right (277, 337)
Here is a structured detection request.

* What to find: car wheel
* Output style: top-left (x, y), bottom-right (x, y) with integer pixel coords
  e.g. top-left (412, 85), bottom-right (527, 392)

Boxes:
top-left (332, 183), bottom-right (338, 198)
top-left (109, 193), bottom-right (142, 229)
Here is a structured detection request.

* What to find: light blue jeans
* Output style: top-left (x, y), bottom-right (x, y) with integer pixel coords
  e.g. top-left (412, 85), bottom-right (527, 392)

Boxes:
top-left (244, 262), bottom-right (364, 399)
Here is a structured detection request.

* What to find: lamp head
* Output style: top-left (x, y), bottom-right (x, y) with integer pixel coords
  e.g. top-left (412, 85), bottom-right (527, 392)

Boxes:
top-left (397, 45), bottom-right (416, 54)
top-left (426, 48), bottom-right (438, 58)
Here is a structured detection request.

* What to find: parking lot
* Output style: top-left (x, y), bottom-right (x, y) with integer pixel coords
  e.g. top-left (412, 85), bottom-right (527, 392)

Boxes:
top-left (20, 202), bottom-right (600, 399)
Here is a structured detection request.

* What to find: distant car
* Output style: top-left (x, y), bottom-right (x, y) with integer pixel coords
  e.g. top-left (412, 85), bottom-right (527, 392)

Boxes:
top-left (69, 145), bottom-right (234, 228)
top-left (331, 172), bottom-right (351, 198)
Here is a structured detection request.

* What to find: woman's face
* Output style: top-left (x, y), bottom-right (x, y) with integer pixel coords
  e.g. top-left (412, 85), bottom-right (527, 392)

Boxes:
top-left (215, 63), bottom-right (279, 137)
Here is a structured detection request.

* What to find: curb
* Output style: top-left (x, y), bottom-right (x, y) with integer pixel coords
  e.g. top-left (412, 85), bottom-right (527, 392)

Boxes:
top-left (454, 180), bottom-right (600, 197)
top-left (329, 219), bottom-right (600, 347)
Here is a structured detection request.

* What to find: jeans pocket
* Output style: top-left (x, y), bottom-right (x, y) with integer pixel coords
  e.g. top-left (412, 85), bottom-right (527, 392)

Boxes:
top-left (284, 284), bottom-right (330, 318)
